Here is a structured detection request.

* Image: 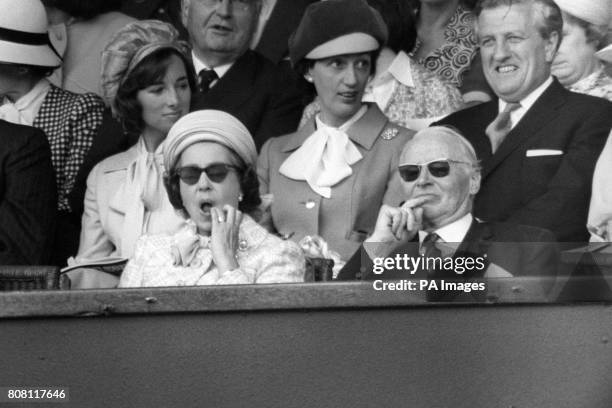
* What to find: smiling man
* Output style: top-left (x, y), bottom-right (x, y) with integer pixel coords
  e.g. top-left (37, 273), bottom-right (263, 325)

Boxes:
top-left (434, 0), bottom-right (612, 242)
top-left (181, 0), bottom-right (304, 149)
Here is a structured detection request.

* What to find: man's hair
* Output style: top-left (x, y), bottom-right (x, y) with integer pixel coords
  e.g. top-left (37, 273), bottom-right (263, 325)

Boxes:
top-left (366, 0), bottom-right (417, 54)
top-left (474, 0), bottom-right (563, 47)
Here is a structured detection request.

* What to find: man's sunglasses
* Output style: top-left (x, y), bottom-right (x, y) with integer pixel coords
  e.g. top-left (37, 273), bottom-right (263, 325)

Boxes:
top-left (174, 164), bottom-right (239, 185)
top-left (398, 158), bottom-right (471, 182)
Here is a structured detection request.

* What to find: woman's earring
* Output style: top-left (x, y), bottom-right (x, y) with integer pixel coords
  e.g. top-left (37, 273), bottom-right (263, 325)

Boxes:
top-left (238, 194), bottom-right (243, 202)
top-left (304, 74), bottom-right (313, 83)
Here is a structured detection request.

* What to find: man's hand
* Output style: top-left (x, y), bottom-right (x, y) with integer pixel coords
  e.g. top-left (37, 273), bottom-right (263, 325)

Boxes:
top-left (367, 197), bottom-right (427, 243)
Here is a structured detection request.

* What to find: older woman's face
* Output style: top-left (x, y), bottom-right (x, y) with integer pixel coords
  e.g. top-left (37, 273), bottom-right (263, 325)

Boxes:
top-left (177, 142), bottom-right (242, 236)
top-left (552, 17), bottom-right (598, 86)
top-left (308, 52), bottom-right (372, 127)
top-left (137, 54), bottom-right (191, 138)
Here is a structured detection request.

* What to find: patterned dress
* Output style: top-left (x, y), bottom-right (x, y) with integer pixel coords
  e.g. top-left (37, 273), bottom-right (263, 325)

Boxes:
top-left (568, 66), bottom-right (612, 102)
top-left (118, 215), bottom-right (305, 287)
top-left (411, 5), bottom-right (481, 91)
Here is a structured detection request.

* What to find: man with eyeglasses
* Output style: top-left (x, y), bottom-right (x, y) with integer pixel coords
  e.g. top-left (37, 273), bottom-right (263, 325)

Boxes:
top-left (181, 0), bottom-right (304, 149)
top-left (337, 127), bottom-right (558, 293)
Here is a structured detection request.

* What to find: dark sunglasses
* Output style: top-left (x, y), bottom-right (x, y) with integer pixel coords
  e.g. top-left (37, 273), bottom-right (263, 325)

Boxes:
top-left (174, 164), bottom-right (239, 185)
top-left (398, 158), bottom-right (471, 182)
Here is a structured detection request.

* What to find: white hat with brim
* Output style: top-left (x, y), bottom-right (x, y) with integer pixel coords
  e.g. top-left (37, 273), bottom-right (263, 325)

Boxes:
top-left (554, 0), bottom-right (611, 27)
top-left (0, 0), bottom-right (62, 68)
top-left (596, 44), bottom-right (612, 63)
top-left (305, 33), bottom-right (379, 60)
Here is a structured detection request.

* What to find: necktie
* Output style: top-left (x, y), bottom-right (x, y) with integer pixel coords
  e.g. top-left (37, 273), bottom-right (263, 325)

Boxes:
top-left (421, 232), bottom-right (442, 263)
top-left (198, 69), bottom-right (218, 93)
top-left (485, 102), bottom-right (521, 153)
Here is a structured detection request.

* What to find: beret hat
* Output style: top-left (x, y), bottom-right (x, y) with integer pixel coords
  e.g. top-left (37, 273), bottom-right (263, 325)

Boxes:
top-left (288, 0), bottom-right (388, 66)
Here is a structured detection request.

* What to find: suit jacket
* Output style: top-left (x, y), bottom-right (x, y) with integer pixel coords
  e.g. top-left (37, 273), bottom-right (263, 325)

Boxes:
top-left (190, 50), bottom-right (304, 150)
top-left (434, 79), bottom-right (612, 242)
top-left (337, 220), bottom-right (559, 295)
top-left (257, 104), bottom-right (414, 260)
top-left (0, 120), bottom-right (56, 265)
top-left (76, 143), bottom-right (185, 262)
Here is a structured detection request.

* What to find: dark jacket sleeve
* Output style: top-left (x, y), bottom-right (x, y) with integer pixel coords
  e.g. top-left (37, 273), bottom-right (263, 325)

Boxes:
top-left (0, 123), bottom-right (57, 264)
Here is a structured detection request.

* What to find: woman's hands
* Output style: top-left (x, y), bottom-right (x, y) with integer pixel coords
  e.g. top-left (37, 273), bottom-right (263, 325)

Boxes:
top-left (210, 205), bottom-right (243, 273)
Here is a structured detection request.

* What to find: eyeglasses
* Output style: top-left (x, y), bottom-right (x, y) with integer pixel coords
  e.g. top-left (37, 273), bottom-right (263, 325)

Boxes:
top-left (200, 0), bottom-right (256, 11)
top-left (174, 164), bottom-right (239, 185)
top-left (398, 158), bottom-right (472, 182)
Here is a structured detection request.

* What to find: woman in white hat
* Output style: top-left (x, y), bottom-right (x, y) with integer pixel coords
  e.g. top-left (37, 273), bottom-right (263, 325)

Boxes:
top-left (552, 0), bottom-right (612, 101)
top-left (0, 0), bottom-right (105, 264)
top-left (258, 0), bottom-right (414, 261)
top-left (118, 110), bottom-right (304, 287)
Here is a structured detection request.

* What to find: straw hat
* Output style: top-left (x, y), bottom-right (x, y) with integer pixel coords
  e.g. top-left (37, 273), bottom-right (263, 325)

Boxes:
top-left (554, 0), bottom-right (611, 27)
top-left (0, 0), bottom-right (61, 67)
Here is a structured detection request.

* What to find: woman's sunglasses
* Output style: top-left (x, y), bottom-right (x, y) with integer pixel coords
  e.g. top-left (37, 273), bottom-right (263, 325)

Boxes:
top-left (174, 164), bottom-right (239, 185)
top-left (398, 158), bottom-right (471, 182)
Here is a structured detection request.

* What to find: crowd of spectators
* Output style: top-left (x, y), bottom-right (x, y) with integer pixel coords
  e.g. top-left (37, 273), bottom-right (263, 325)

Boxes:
top-left (0, 0), bottom-right (611, 292)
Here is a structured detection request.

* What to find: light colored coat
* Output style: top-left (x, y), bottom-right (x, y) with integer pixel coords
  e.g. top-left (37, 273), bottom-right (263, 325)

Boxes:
top-left (258, 104), bottom-right (414, 260)
top-left (76, 143), bottom-right (186, 262)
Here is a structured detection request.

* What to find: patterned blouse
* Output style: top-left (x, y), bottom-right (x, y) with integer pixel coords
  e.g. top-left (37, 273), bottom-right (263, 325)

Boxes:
top-left (118, 215), bottom-right (305, 287)
top-left (301, 52), bottom-right (464, 130)
top-left (411, 4), bottom-right (478, 89)
top-left (568, 66), bottom-right (612, 102)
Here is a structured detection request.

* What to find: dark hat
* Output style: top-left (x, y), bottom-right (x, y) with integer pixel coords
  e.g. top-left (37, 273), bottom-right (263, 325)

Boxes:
top-left (288, 0), bottom-right (388, 66)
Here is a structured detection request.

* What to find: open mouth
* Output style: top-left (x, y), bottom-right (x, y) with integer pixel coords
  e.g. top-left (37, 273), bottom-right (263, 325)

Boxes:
top-left (199, 201), bottom-right (213, 215)
top-left (338, 91), bottom-right (358, 100)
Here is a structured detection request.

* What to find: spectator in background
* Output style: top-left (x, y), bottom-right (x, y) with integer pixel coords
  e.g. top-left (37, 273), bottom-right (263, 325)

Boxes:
top-left (434, 0), bottom-right (612, 243)
top-left (119, 110), bottom-right (305, 287)
top-left (181, 0), bottom-right (304, 149)
top-left (43, 0), bottom-right (136, 96)
top-left (0, 121), bottom-right (57, 265)
top-left (0, 0), bottom-right (105, 265)
top-left (551, 0), bottom-right (612, 101)
top-left (412, 0), bottom-right (494, 105)
top-left (301, 0), bottom-right (465, 131)
top-left (258, 0), bottom-right (414, 261)
top-left (69, 21), bottom-right (194, 287)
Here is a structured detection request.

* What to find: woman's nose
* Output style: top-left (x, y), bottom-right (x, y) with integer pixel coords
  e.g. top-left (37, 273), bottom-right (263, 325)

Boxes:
top-left (342, 65), bottom-right (358, 86)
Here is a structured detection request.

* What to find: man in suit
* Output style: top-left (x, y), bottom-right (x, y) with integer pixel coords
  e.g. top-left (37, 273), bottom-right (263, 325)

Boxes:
top-left (434, 0), bottom-right (612, 242)
top-left (0, 120), bottom-right (56, 265)
top-left (337, 127), bottom-right (558, 297)
top-left (181, 0), bottom-right (304, 149)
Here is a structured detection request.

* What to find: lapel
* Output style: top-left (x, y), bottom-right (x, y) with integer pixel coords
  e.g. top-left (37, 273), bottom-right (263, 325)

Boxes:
top-left (453, 219), bottom-right (494, 279)
top-left (280, 103), bottom-right (388, 153)
top-left (33, 85), bottom-right (59, 128)
top-left (201, 50), bottom-right (257, 109)
top-left (484, 79), bottom-right (568, 178)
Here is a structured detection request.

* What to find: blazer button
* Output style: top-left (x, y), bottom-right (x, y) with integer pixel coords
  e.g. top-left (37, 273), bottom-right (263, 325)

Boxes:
top-left (305, 200), bottom-right (316, 209)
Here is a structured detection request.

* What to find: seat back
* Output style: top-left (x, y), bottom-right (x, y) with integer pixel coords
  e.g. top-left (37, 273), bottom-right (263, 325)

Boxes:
top-left (0, 266), bottom-right (65, 291)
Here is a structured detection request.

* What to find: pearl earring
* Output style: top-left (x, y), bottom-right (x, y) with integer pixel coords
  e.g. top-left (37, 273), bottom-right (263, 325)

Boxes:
top-left (238, 194), bottom-right (243, 202)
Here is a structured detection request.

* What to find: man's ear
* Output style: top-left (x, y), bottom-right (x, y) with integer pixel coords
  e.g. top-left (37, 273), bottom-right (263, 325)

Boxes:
top-left (469, 171), bottom-right (481, 195)
top-left (181, 0), bottom-right (190, 28)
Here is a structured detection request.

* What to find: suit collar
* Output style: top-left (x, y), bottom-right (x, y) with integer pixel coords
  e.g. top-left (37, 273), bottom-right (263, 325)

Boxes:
top-left (201, 50), bottom-right (257, 108)
top-left (103, 143), bottom-right (140, 173)
top-left (280, 103), bottom-right (388, 153)
top-left (484, 78), bottom-right (568, 178)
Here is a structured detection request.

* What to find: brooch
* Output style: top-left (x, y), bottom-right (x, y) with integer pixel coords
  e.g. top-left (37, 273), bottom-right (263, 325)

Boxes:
top-left (381, 127), bottom-right (399, 140)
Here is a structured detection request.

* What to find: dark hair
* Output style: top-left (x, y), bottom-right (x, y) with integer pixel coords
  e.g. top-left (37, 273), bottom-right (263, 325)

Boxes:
top-left (474, 0), bottom-right (563, 49)
top-left (114, 48), bottom-right (196, 137)
top-left (294, 50), bottom-right (381, 78)
top-left (40, 0), bottom-right (122, 20)
top-left (366, 0), bottom-right (417, 53)
top-left (0, 63), bottom-right (55, 82)
top-left (164, 150), bottom-right (262, 217)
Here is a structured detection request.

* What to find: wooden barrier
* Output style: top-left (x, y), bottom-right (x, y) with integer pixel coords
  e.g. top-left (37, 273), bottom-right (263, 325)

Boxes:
top-left (0, 279), bottom-right (611, 407)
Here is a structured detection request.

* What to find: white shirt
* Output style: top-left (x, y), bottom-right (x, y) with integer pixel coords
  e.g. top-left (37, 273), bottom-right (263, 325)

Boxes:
top-left (0, 79), bottom-right (51, 125)
top-left (191, 52), bottom-right (233, 89)
top-left (499, 76), bottom-right (553, 130)
top-left (418, 213), bottom-right (473, 246)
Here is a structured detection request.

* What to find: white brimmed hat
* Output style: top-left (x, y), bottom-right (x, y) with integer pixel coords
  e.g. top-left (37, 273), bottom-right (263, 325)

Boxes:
top-left (0, 0), bottom-right (62, 67)
top-left (554, 0), bottom-right (611, 27)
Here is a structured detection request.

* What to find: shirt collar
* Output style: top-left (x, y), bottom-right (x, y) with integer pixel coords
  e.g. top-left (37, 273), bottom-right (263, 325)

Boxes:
top-left (499, 76), bottom-right (553, 113)
top-left (418, 213), bottom-right (473, 244)
top-left (387, 51), bottom-right (415, 88)
top-left (315, 105), bottom-right (368, 131)
top-left (192, 51), bottom-right (233, 79)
